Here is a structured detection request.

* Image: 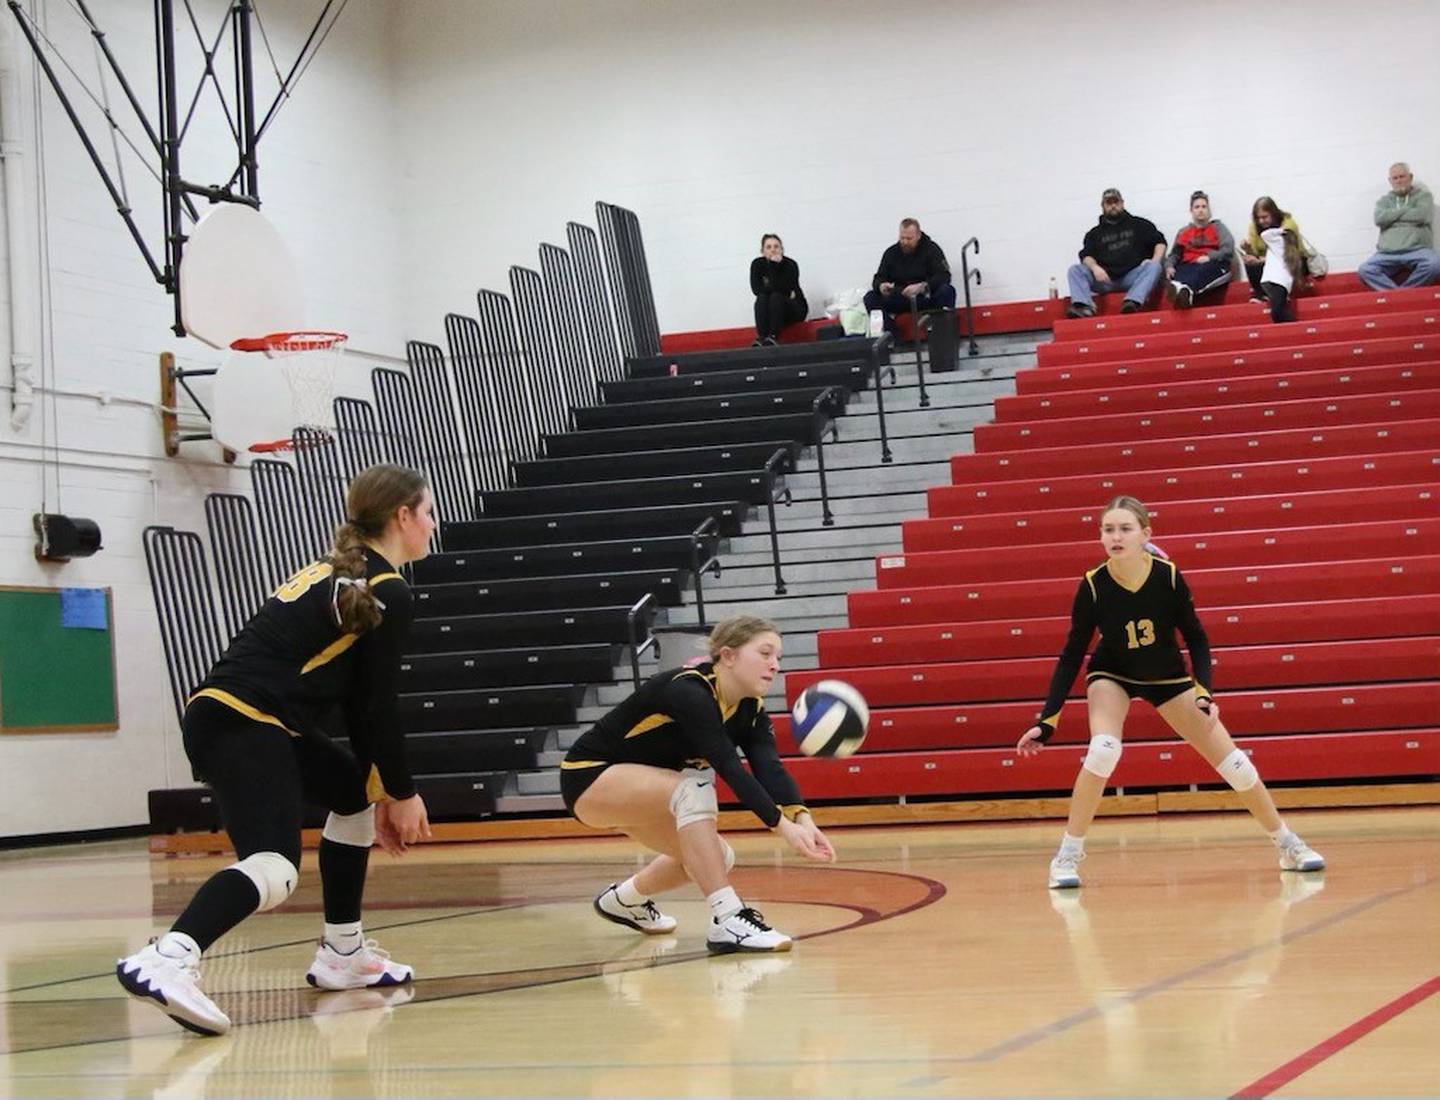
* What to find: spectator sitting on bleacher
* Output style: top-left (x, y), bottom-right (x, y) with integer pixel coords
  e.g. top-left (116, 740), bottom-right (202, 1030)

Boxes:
top-left (1357, 163), bottom-right (1440, 291)
top-left (862, 218), bottom-right (956, 333)
top-left (1239, 196), bottom-right (1304, 305)
top-left (1164, 190), bottom-right (1235, 309)
top-left (1065, 187), bottom-right (1166, 318)
top-left (1245, 197), bottom-right (1304, 324)
top-left (750, 233), bottom-right (808, 347)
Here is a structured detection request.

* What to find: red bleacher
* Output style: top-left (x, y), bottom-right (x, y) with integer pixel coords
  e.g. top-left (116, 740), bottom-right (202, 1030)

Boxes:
top-left (754, 271), bottom-right (1440, 809)
top-left (902, 485), bottom-right (1439, 552)
top-left (973, 389), bottom-right (1440, 452)
top-left (1036, 308), bottom-right (1440, 368)
top-left (1052, 285), bottom-right (1440, 340)
top-left (658, 272), bottom-right (1379, 354)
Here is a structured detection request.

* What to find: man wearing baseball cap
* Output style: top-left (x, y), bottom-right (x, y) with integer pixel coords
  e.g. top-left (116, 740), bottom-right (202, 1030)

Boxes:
top-left (1066, 188), bottom-right (1167, 317)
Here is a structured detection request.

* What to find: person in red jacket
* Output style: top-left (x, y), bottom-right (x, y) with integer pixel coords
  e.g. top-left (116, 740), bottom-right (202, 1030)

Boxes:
top-left (1165, 191), bottom-right (1236, 308)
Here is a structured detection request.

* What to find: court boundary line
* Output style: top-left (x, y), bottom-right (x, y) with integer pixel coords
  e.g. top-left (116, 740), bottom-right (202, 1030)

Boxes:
top-left (1228, 974), bottom-right (1440, 1099)
top-left (904, 873), bottom-right (1432, 1089)
top-left (0, 866), bottom-right (945, 1057)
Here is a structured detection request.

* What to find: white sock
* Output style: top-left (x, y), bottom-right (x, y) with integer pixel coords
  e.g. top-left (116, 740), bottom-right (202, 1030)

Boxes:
top-left (1059, 832), bottom-right (1086, 854)
top-left (614, 877), bottom-right (646, 906)
top-left (324, 921), bottom-right (364, 954)
top-left (707, 886), bottom-right (742, 922)
top-left (155, 931), bottom-right (200, 960)
top-left (1269, 825), bottom-right (1296, 847)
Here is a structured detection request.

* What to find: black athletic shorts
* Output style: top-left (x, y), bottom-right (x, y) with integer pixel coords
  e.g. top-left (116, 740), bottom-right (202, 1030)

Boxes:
top-left (182, 695), bottom-right (370, 866)
top-left (1086, 673), bottom-right (1195, 708)
top-left (559, 761), bottom-right (610, 817)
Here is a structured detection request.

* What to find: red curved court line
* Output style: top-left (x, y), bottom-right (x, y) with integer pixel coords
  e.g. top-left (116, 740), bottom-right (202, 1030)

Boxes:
top-left (1230, 974), bottom-right (1440, 1099)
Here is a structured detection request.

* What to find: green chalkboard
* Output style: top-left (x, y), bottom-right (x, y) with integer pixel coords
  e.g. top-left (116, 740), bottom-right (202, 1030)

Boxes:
top-left (0, 586), bottom-right (118, 732)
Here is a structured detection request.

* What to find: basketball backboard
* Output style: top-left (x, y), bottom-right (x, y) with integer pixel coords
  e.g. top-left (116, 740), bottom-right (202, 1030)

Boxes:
top-left (180, 204), bottom-right (305, 349)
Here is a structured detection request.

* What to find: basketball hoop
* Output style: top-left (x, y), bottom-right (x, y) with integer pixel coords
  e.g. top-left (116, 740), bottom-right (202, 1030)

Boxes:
top-left (230, 331), bottom-right (346, 452)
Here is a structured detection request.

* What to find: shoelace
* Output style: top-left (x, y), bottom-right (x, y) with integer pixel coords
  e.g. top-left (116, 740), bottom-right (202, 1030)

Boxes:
top-left (149, 938), bottom-right (204, 983)
top-left (733, 906), bottom-right (773, 931)
top-left (356, 938), bottom-right (392, 962)
top-left (640, 900), bottom-right (663, 920)
top-left (1053, 850), bottom-right (1085, 870)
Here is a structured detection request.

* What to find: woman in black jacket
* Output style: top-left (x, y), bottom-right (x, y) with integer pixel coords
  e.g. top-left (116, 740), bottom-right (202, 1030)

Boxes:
top-left (750, 234), bottom-right (807, 345)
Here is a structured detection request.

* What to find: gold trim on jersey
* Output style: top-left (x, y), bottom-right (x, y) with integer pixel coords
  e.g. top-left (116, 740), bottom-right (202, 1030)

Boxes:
top-left (779, 803), bottom-right (810, 822)
top-left (187, 688), bottom-right (298, 737)
top-left (1084, 566), bottom-right (1102, 601)
top-left (1086, 671), bottom-right (1194, 686)
top-left (624, 713), bottom-right (672, 739)
top-left (1158, 558), bottom-right (1178, 588)
top-left (370, 571), bottom-right (404, 586)
top-left (1105, 552), bottom-right (1153, 593)
top-left (675, 666), bottom-right (745, 721)
top-left (301, 632), bottom-right (359, 674)
top-left (365, 765), bottom-right (388, 803)
top-left (560, 759), bottom-right (608, 769)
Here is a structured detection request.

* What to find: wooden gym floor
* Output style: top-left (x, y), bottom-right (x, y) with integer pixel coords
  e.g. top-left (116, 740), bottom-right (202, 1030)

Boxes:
top-left (0, 807), bottom-right (1435, 1098)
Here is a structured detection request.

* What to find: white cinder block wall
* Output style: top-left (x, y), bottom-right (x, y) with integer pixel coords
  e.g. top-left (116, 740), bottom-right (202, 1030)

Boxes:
top-left (394, 0), bottom-right (1440, 335)
top-left (0, 0), bottom-right (406, 838)
top-left (2, 0), bottom-right (1437, 837)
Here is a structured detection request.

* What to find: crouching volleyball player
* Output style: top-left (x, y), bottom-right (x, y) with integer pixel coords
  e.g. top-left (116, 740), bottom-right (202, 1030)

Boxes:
top-left (116, 464), bottom-right (436, 1035)
top-left (563, 616), bottom-right (835, 954)
top-left (1016, 495), bottom-right (1325, 889)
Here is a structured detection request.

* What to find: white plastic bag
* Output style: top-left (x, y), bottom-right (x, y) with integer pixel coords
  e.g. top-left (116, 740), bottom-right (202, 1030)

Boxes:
top-left (825, 288), bottom-right (869, 335)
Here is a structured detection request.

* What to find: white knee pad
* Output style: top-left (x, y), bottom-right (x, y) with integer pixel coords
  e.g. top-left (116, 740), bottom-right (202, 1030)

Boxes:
top-left (230, 851), bottom-right (299, 912)
top-left (1216, 748), bottom-right (1259, 792)
top-left (322, 805), bottom-right (376, 848)
top-left (719, 838), bottom-right (736, 872)
top-left (668, 768), bottom-right (718, 830)
top-left (1082, 733), bottom-right (1123, 779)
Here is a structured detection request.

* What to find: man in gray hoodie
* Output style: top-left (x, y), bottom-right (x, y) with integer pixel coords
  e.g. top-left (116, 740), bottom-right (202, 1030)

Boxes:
top-left (1358, 163), bottom-right (1440, 290)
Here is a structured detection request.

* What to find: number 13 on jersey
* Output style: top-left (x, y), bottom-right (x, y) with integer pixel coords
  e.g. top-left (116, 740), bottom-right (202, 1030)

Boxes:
top-left (1125, 618), bottom-right (1156, 649)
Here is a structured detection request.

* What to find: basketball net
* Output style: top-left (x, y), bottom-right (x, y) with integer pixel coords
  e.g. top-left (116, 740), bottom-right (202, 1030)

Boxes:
top-left (231, 331), bottom-right (346, 452)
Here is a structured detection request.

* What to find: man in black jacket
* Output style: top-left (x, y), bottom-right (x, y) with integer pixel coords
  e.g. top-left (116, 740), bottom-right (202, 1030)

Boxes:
top-left (863, 218), bottom-right (957, 332)
top-left (1065, 188), bottom-right (1167, 317)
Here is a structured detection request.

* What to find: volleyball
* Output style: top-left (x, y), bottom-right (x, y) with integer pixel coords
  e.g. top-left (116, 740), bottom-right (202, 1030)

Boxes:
top-left (791, 679), bottom-right (870, 758)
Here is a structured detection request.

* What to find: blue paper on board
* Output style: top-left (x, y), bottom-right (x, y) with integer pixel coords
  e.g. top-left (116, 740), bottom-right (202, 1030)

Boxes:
top-left (60, 587), bottom-right (108, 630)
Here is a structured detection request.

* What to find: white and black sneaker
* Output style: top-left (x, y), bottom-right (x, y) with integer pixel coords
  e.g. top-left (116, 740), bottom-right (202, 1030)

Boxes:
top-left (1048, 849), bottom-right (1085, 889)
top-left (707, 906), bottom-right (792, 955)
top-left (116, 941), bottom-right (230, 1036)
top-left (593, 883), bottom-right (678, 935)
top-left (1278, 835), bottom-right (1325, 872)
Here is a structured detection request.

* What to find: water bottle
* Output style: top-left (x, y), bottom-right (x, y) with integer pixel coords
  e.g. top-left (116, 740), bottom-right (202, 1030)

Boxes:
top-left (1048, 276), bottom-right (1059, 300)
top-left (868, 309), bottom-right (884, 337)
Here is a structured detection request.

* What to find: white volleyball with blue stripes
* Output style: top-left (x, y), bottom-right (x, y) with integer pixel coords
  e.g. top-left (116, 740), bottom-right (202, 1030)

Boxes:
top-left (791, 679), bottom-right (870, 758)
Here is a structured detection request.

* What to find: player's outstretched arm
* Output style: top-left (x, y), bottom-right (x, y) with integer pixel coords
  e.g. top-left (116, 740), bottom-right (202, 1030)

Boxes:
top-left (777, 815), bottom-right (834, 862)
top-left (1016, 724), bottom-right (1049, 757)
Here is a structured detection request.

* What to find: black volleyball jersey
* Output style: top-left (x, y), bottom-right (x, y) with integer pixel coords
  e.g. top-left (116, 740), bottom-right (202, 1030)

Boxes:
top-left (1035, 555), bottom-right (1212, 735)
top-left (193, 548), bottom-right (416, 799)
top-left (563, 662), bottom-right (805, 828)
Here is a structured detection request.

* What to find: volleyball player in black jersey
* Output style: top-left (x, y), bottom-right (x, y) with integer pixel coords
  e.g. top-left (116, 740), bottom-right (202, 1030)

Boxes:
top-left (563, 616), bottom-right (835, 954)
top-left (1016, 496), bottom-right (1324, 889)
top-left (116, 465), bottom-right (436, 1035)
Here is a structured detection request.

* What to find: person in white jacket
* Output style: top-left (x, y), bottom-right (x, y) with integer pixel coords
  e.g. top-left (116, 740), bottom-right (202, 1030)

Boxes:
top-left (1248, 197), bottom-right (1302, 323)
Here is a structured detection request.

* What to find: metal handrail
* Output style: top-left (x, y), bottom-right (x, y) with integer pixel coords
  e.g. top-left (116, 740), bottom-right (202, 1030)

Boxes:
top-left (627, 591), bottom-right (660, 687)
top-left (960, 237), bottom-right (982, 357)
top-left (810, 386), bottom-right (844, 527)
top-left (762, 446), bottom-right (792, 595)
top-left (869, 334), bottom-right (896, 464)
top-left (688, 516), bottom-right (722, 627)
top-left (907, 296), bottom-right (931, 409)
